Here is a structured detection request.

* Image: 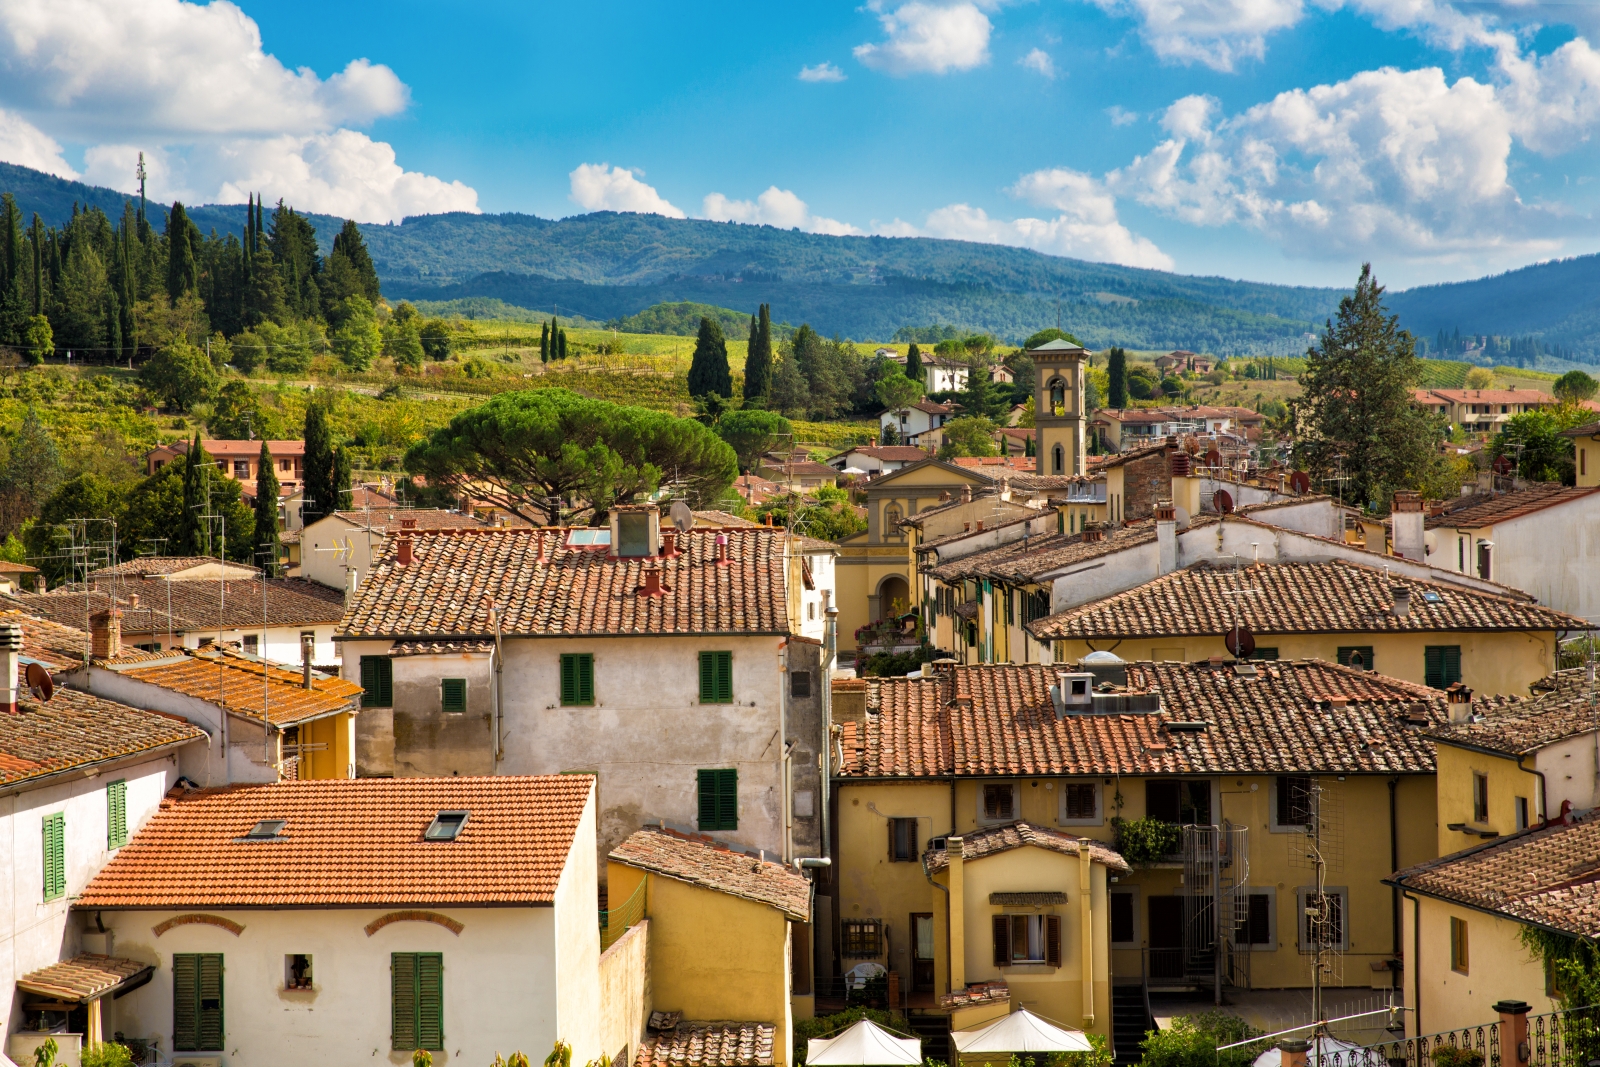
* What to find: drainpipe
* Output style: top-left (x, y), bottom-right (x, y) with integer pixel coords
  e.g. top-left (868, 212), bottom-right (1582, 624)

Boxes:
top-left (1403, 890), bottom-right (1422, 1036)
top-left (1389, 778), bottom-right (1400, 956)
top-left (923, 858), bottom-right (952, 995)
top-left (1080, 845), bottom-right (1096, 1029)
top-left (1516, 753), bottom-right (1548, 823)
top-left (949, 836), bottom-right (966, 991)
top-left (822, 592), bottom-right (837, 857)
top-left (484, 599), bottom-right (505, 764)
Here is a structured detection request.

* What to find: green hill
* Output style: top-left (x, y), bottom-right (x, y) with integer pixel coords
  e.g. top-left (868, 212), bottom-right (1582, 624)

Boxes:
top-left (608, 301), bottom-right (754, 338)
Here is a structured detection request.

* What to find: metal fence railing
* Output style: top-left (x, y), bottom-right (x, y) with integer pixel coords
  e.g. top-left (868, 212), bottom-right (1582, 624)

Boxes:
top-left (598, 875), bottom-right (646, 951)
top-left (1278, 1006), bottom-right (1600, 1067)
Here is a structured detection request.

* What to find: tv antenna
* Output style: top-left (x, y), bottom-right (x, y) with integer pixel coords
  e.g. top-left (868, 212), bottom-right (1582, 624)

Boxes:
top-left (136, 152), bottom-right (147, 223)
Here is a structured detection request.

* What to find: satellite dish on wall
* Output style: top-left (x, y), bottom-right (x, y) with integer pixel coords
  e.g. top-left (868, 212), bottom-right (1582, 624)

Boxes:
top-left (1224, 623), bottom-right (1256, 658)
top-left (669, 500), bottom-right (695, 533)
top-left (25, 661), bottom-right (53, 701)
top-left (1289, 471), bottom-right (1311, 495)
top-left (1213, 489), bottom-right (1235, 514)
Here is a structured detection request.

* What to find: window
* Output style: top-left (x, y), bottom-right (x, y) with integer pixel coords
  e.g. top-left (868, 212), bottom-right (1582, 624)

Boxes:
top-left (1237, 890), bottom-right (1275, 947)
top-left (106, 780), bottom-right (127, 849)
top-left (1297, 888), bottom-right (1347, 951)
top-left (1274, 776), bottom-right (1314, 830)
top-left (440, 679), bottom-right (466, 713)
top-left (991, 914), bottom-right (1061, 966)
top-left (981, 783), bottom-right (1016, 823)
top-left (172, 953), bottom-right (225, 1051)
top-left (1250, 647), bottom-right (1280, 660)
top-left (232, 459), bottom-right (249, 478)
top-left (424, 811), bottom-right (469, 841)
top-left (280, 458), bottom-right (292, 472)
top-left (883, 503), bottom-right (902, 528)
top-left (699, 651), bottom-right (733, 704)
top-left (359, 656), bottom-right (393, 708)
top-left (1425, 646), bottom-right (1463, 689)
top-left (242, 819), bottom-right (286, 841)
top-left (560, 653), bottom-right (594, 706)
top-left (697, 769), bottom-right (738, 831)
top-left (1111, 892), bottom-right (1137, 945)
top-left (286, 954), bottom-right (313, 990)
top-left (1450, 917), bottom-right (1469, 974)
top-left (790, 671), bottom-right (811, 699)
top-left (41, 812), bottom-right (64, 901)
top-left (391, 952), bottom-right (443, 1052)
top-left (842, 920), bottom-right (883, 958)
top-left (1061, 782), bottom-right (1100, 824)
top-left (565, 528), bottom-right (611, 547)
top-left (1146, 780), bottom-right (1211, 825)
top-left (1473, 772), bottom-right (1489, 823)
top-left (1052, 444), bottom-right (1064, 475)
top-left (1337, 646), bottom-right (1375, 672)
top-left (617, 512), bottom-right (651, 557)
top-left (888, 817), bottom-right (918, 861)
top-left (1516, 796), bottom-right (1530, 830)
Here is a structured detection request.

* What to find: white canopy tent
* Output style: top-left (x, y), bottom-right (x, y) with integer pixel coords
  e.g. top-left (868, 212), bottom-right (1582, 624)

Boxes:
top-left (952, 1009), bottom-right (1096, 1054)
top-left (806, 1018), bottom-right (922, 1066)
top-left (1253, 1037), bottom-right (1376, 1067)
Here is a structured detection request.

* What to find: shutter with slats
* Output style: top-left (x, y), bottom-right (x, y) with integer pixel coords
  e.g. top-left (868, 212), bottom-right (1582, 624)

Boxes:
top-left (697, 770), bottom-right (719, 830)
top-left (172, 954), bottom-right (199, 1051)
top-left (715, 768), bottom-right (737, 830)
top-left (992, 916), bottom-right (1009, 967)
top-left (716, 652), bottom-right (732, 703)
top-left (577, 654), bottom-right (593, 705)
top-left (440, 679), bottom-right (466, 713)
top-left (1425, 646), bottom-right (1461, 689)
top-left (561, 655), bottom-right (578, 705)
top-left (360, 657), bottom-right (393, 708)
top-left (1046, 915), bottom-right (1062, 967)
top-left (392, 952), bottom-right (417, 1050)
top-left (417, 953), bottom-right (444, 1051)
top-left (197, 954), bottom-right (224, 1050)
top-left (699, 652), bottom-right (716, 703)
top-left (41, 812), bottom-right (64, 900)
top-left (107, 780), bottom-right (127, 849)
top-left (1444, 646), bottom-right (1462, 687)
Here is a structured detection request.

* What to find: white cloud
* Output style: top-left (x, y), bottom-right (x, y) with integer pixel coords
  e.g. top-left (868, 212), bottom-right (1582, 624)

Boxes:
top-left (0, 108), bottom-right (76, 178)
top-left (1084, 0), bottom-right (1305, 70)
top-left (569, 163), bottom-right (686, 218)
top-left (854, 2), bottom-right (991, 75)
top-left (1019, 48), bottom-right (1056, 78)
top-left (1107, 105), bottom-right (1140, 126)
top-left (701, 186), bottom-right (862, 235)
top-left (798, 62), bottom-right (847, 82)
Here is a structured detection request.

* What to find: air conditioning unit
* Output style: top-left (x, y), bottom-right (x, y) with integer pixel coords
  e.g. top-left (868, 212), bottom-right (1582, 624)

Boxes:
top-left (172, 1056), bottom-right (224, 1067)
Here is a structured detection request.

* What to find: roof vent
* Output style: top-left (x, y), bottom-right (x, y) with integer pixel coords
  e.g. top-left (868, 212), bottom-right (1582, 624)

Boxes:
top-left (1081, 649), bottom-right (1127, 687)
top-left (1404, 703), bottom-right (1431, 726)
top-left (1081, 524), bottom-right (1104, 543)
top-left (1050, 671), bottom-right (1094, 717)
top-left (1392, 587), bottom-right (1410, 618)
top-left (399, 516), bottom-right (418, 531)
top-left (240, 819), bottom-right (287, 841)
top-left (424, 811), bottom-right (469, 841)
top-left (715, 533), bottom-right (730, 566)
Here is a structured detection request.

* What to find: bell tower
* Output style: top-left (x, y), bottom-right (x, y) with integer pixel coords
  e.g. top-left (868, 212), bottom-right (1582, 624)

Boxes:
top-left (1030, 338), bottom-right (1088, 477)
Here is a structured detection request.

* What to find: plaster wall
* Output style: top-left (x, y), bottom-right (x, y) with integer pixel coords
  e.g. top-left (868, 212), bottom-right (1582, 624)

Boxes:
top-left (1403, 895), bottom-right (1556, 1037)
top-left (1424, 499), bottom-right (1600, 622)
top-left (597, 920), bottom-right (650, 1067)
top-left (389, 652), bottom-right (497, 777)
top-left (1434, 745), bottom-right (1543, 857)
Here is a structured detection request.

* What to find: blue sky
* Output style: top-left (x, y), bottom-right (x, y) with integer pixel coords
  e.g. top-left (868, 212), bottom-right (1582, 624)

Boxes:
top-left (1, 1), bottom-right (1599, 289)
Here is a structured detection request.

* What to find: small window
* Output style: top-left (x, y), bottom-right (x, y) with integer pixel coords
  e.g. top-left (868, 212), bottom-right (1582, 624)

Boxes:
top-left (286, 954), bottom-right (313, 990)
top-left (699, 651), bottom-right (733, 704)
top-left (233, 459), bottom-right (250, 478)
top-left (107, 779), bottom-right (128, 849)
top-left (1450, 916), bottom-right (1469, 974)
top-left (565, 528), bottom-right (611, 547)
top-left (697, 768), bottom-right (738, 831)
top-left (560, 653), bottom-right (594, 706)
top-left (242, 634), bottom-right (259, 655)
top-left (1298, 888), bottom-right (1347, 951)
top-left (1337, 646), bottom-right (1375, 672)
top-left (1146, 780), bottom-right (1211, 825)
top-left (359, 656), bottom-right (394, 708)
top-left (41, 811), bottom-right (64, 901)
top-left (842, 919), bottom-right (883, 958)
top-left (790, 671), bottom-right (812, 699)
top-left (424, 811), bottom-right (469, 841)
top-left (242, 819), bottom-right (287, 841)
top-left (1061, 782), bottom-right (1099, 823)
top-left (1238, 891), bottom-right (1274, 946)
top-left (1516, 796), bottom-right (1530, 830)
top-left (1473, 772), bottom-right (1489, 823)
top-left (1426, 646), bottom-right (1463, 689)
top-left (982, 783), bottom-right (1016, 822)
top-left (888, 817), bottom-right (918, 861)
top-left (440, 679), bottom-right (466, 713)
top-left (1275, 776), bottom-right (1314, 829)
top-left (992, 914), bottom-right (1061, 966)
top-left (1111, 892), bottom-right (1137, 945)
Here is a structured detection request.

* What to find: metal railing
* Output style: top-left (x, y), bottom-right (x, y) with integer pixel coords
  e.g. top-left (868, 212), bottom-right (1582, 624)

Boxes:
top-left (1274, 1006), bottom-right (1600, 1067)
top-left (598, 875), bottom-right (646, 951)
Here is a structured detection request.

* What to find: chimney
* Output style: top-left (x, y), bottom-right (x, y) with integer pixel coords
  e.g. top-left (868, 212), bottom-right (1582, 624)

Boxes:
top-left (400, 516), bottom-right (418, 531)
top-left (1156, 501), bottom-right (1177, 575)
top-left (660, 528), bottom-right (680, 558)
top-left (1391, 491), bottom-right (1425, 561)
top-left (1166, 434), bottom-right (1179, 449)
top-left (961, 484), bottom-right (972, 504)
top-left (0, 621), bottom-right (19, 713)
top-left (1446, 682), bottom-right (1474, 723)
top-left (975, 519), bottom-right (984, 532)
top-left (715, 533), bottom-right (729, 566)
top-left (396, 537), bottom-right (414, 566)
top-left (1170, 452), bottom-right (1191, 477)
top-left (90, 608), bottom-right (121, 660)
top-left (1392, 586), bottom-right (1410, 618)
top-left (638, 564), bottom-right (666, 598)
top-left (345, 567), bottom-right (360, 607)
top-left (1081, 523), bottom-right (1104, 543)
top-left (129, 594), bottom-right (139, 609)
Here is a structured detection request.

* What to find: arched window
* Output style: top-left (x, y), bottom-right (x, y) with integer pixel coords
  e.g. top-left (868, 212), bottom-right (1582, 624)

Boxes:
top-left (883, 502), bottom-right (902, 529)
top-left (1052, 444), bottom-right (1064, 475)
top-left (1049, 378), bottom-right (1067, 417)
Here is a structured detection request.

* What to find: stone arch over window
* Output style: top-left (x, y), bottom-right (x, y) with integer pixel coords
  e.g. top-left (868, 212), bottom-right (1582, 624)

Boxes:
top-left (1052, 444), bottom-right (1064, 475)
top-left (1048, 378), bottom-right (1067, 417)
top-left (877, 574), bottom-right (911, 618)
top-left (883, 502), bottom-right (903, 529)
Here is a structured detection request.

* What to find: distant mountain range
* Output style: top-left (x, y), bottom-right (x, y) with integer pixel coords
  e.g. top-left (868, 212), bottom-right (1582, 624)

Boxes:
top-left (4, 159), bottom-right (1598, 362)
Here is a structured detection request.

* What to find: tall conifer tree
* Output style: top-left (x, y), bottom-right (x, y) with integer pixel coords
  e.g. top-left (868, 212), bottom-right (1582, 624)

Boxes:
top-left (540, 321), bottom-right (549, 363)
top-left (301, 402), bottom-right (334, 526)
top-left (906, 343), bottom-right (923, 386)
top-left (743, 304), bottom-right (772, 402)
top-left (166, 202), bottom-right (198, 302)
top-left (687, 316), bottom-right (732, 399)
top-left (254, 439), bottom-right (281, 577)
top-left (1107, 347), bottom-right (1129, 408)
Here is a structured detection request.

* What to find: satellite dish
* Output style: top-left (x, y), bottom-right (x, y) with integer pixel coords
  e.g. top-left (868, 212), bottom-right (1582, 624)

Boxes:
top-left (1492, 456), bottom-right (1513, 475)
top-left (1205, 448), bottom-right (1222, 468)
top-left (25, 661), bottom-right (53, 701)
top-left (1224, 623), bottom-right (1256, 658)
top-left (1213, 489), bottom-right (1235, 514)
top-left (668, 500), bottom-right (694, 533)
top-left (1289, 471), bottom-right (1311, 494)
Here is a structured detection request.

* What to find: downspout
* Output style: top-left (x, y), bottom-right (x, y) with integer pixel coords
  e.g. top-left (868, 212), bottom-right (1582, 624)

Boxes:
top-left (1516, 753), bottom-right (1548, 823)
top-left (1388, 777), bottom-right (1401, 956)
top-left (923, 860), bottom-right (952, 995)
top-left (822, 593), bottom-right (837, 857)
top-left (1080, 845), bottom-right (1096, 1029)
top-left (1404, 889), bottom-right (1423, 1036)
top-left (780, 637), bottom-right (793, 864)
top-left (485, 599), bottom-right (505, 764)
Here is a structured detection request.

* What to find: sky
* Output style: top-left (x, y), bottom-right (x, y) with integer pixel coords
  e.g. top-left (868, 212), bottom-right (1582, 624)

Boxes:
top-left (3, 1), bottom-right (1600, 289)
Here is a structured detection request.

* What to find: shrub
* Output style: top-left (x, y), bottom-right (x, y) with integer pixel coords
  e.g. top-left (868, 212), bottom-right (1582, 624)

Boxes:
top-left (81, 1044), bottom-right (134, 1067)
top-left (1431, 1047), bottom-right (1485, 1067)
top-left (1141, 1013), bottom-right (1262, 1067)
top-left (1112, 816), bottom-right (1181, 863)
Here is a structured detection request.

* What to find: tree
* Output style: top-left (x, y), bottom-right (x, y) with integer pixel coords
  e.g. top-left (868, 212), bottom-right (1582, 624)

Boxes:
top-left (937, 416), bottom-right (999, 458)
top-left (1023, 327), bottom-right (1083, 349)
top-left (384, 318), bottom-right (424, 372)
top-left (1, 405), bottom-right (61, 523)
top-left (1465, 367), bottom-right (1496, 389)
top-left (302, 402), bottom-right (335, 525)
top-left (1291, 264), bottom-right (1441, 512)
top-left (1107, 347), bottom-right (1129, 408)
top-left (557, 327), bottom-right (568, 360)
top-left (405, 388), bottom-right (738, 524)
top-left (178, 434), bottom-right (207, 554)
top-left (327, 219), bottom-right (380, 303)
top-left (743, 303), bottom-right (773, 402)
top-left (253, 439), bottom-right (281, 576)
top-left (23, 314), bottom-right (50, 365)
top-left (1494, 408), bottom-right (1589, 484)
top-left (1554, 370), bottom-right (1598, 403)
top-left (873, 369), bottom-right (924, 415)
top-left (539, 321), bottom-right (549, 363)
top-left (209, 380), bottom-right (264, 439)
top-left (332, 444), bottom-right (352, 512)
top-left (165, 202), bottom-right (198, 302)
top-left (25, 473), bottom-right (126, 585)
top-left (331, 296), bottom-right (381, 370)
top-left (140, 340), bottom-right (215, 412)
top-left (420, 318), bottom-right (453, 361)
top-left (687, 316), bottom-right (733, 399)
top-left (769, 352), bottom-right (808, 417)
top-left (905, 343), bottom-right (922, 386)
top-left (717, 409), bottom-right (792, 473)
top-left (959, 356), bottom-right (1005, 420)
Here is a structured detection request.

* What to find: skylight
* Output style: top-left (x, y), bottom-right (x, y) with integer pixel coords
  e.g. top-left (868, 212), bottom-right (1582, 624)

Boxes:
top-left (424, 811), bottom-right (469, 841)
top-left (566, 529), bottom-right (610, 547)
top-left (241, 819), bottom-right (286, 841)
top-left (1422, 591), bottom-right (1442, 603)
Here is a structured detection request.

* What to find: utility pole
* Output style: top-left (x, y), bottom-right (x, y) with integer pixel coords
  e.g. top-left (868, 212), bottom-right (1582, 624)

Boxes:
top-left (136, 153), bottom-right (147, 226)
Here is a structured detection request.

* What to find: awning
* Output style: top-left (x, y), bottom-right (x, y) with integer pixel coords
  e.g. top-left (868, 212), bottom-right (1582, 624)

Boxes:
top-left (17, 955), bottom-right (153, 1003)
top-left (806, 1019), bottom-right (921, 1066)
top-left (953, 1008), bottom-right (1095, 1054)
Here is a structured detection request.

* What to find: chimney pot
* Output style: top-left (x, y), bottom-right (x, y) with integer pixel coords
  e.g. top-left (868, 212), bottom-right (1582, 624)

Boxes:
top-left (400, 516), bottom-right (418, 530)
top-left (90, 609), bottom-right (121, 660)
top-left (961, 485), bottom-right (972, 504)
top-left (660, 528), bottom-right (680, 557)
top-left (1392, 586), bottom-right (1411, 618)
top-left (715, 533), bottom-right (729, 566)
top-left (639, 565), bottom-right (666, 598)
top-left (0, 621), bottom-right (19, 713)
top-left (301, 633), bottom-right (314, 690)
top-left (975, 519), bottom-right (984, 531)
top-left (396, 537), bottom-right (414, 566)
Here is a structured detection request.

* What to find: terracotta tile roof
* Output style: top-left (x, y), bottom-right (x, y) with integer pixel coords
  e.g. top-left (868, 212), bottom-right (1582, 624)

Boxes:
top-left (1428, 674), bottom-right (1600, 756)
top-left (1425, 389), bottom-right (1551, 405)
top-left (1027, 559), bottom-right (1581, 640)
top-left (328, 508), bottom-right (506, 532)
top-left (929, 522), bottom-right (1159, 583)
top-left (831, 446), bottom-right (934, 463)
top-left (4, 578), bottom-right (346, 633)
top-left (952, 456), bottom-right (1037, 474)
top-left (924, 821), bottom-right (1130, 873)
top-left (910, 399), bottom-right (954, 414)
top-left (1559, 420), bottom-right (1600, 439)
top-left (390, 640), bottom-right (495, 657)
top-left (609, 827), bottom-right (810, 922)
top-left (0, 560), bottom-right (37, 574)
top-left (693, 510), bottom-right (762, 528)
top-left (940, 981), bottom-right (1008, 1010)
top-left (1388, 811), bottom-right (1600, 936)
top-left (337, 527), bottom-right (791, 639)
top-left (103, 646), bottom-right (361, 727)
top-left (89, 557), bottom-right (260, 579)
top-left (635, 1023), bottom-right (775, 1067)
top-left (0, 684), bottom-right (204, 788)
top-left (0, 610), bottom-right (101, 669)
top-left (1425, 485), bottom-right (1600, 529)
top-left (17, 955), bottom-right (152, 1002)
top-left (837, 660), bottom-right (1447, 778)
top-left (76, 775), bottom-right (594, 908)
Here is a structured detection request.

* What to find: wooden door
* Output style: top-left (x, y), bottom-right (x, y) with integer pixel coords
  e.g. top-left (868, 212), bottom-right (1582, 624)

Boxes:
top-left (911, 913), bottom-right (935, 992)
top-left (1148, 895), bottom-right (1185, 980)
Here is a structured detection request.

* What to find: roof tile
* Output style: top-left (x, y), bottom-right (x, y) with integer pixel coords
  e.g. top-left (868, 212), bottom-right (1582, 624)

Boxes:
top-left (924, 821), bottom-right (1130, 873)
top-left (610, 827), bottom-right (810, 922)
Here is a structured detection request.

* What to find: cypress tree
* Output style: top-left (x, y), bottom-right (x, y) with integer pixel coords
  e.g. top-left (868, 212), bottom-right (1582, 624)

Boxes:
top-left (906, 343), bottom-right (923, 386)
top-left (687, 315), bottom-right (733, 399)
top-left (743, 303), bottom-right (773, 402)
top-left (330, 219), bottom-right (380, 303)
top-left (1107, 347), bottom-right (1129, 408)
top-left (30, 214), bottom-right (42, 316)
top-left (540, 321), bottom-right (549, 363)
top-left (179, 435), bottom-right (212, 556)
top-left (558, 328), bottom-right (568, 361)
top-left (104, 290), bottom-right (121, 359)
top-left (254, 439), bottom-right (281, 576)
top-left (331, 445), bottom-right (352, 513)
top-left (0, 193), bottom-right (18, 293)
top-left (301, 402), bottom-right (334, 526)
top-left (166, 202), bottom-right (198, 302)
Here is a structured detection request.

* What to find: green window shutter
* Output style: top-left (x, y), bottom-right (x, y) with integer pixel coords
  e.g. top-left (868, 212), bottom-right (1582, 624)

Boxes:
top-left (1336, 646), bottom-right (1375, 672)
top-left (1425, 646), bottom-right (1461, 689)
top-left (577, 654), bottom-right (594, 705)
top-left (391, 953), bottom-right (417, 1050)
top-left (417, 953), bottom-right (444, 1051)
top-left (440, 679), bottom-right (466, 713)
top-left (360, 656), bottom-right (393, 708)
top-left (41, 812), bottom-right (64, 901)
top-left (107, 779), bottom-right (127, 849)
top-left (716, 768), bottom-right (737, 830)
top-left (197, 953), bottom-right (224, 1050)
top-left (173, 954), bottom-right (199, 1051)
top-left (699, 652), bottom-right (732, 703)
top-left (1444, 646), bottom-right (1462, 687)
top-left (560, 654), bottom-right (594, 706)
top-left (697, 770), bottom-right (719, 829)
